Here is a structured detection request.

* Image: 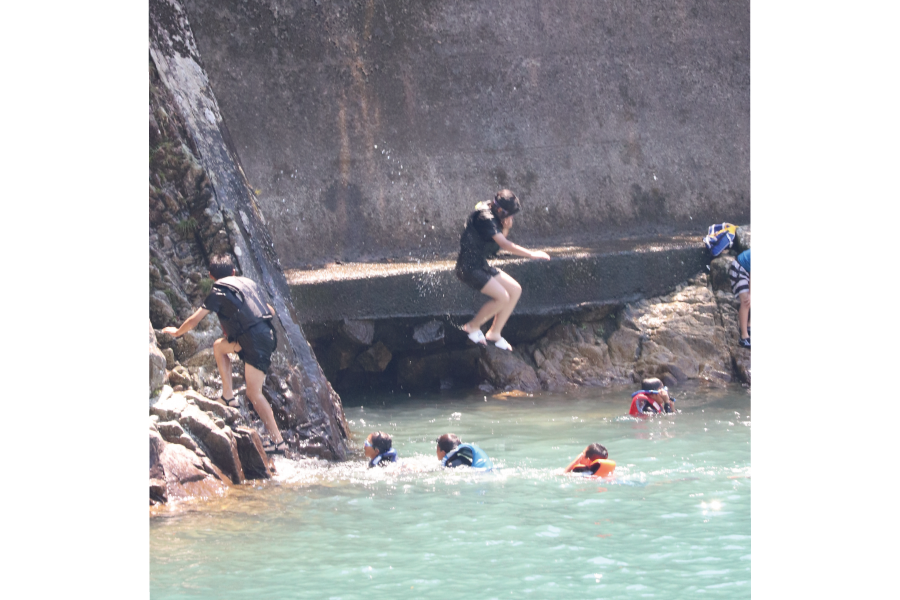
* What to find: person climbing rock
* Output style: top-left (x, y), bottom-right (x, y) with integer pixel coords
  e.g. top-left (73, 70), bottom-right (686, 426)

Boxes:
top-left (728, 248), bottom-right (751, 348)
top-left (454, 189), bottom-right (550, 351)
top-left (162, 254), bottom-right (287, 454)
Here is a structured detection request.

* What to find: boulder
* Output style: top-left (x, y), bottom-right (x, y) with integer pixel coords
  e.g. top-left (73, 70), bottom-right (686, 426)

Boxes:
top-left (149, 427), bottom-right (168, 505)
top-left (626, 283), bottom-right (733, 386)
top-left (478, 346), bottom-right (541, 392)
top-left (607, 328), bottom-right (642, 365)
top-left (158, 439), bottom-right (230, 502)
top-left (178, 404), bottom-right (245, 483)
top-left (734, 225), bottom-right (751, 253)
top-left (168, 365), bottom-right (193, 389)
top-left (156, 419), bottom-right (201, 453)
top-left (150, 390), bottom-right (188, 421)
top-left (356, 342), bottom-right (392, 373)
top-left (413, 320), bottom-right (445, 345)
top-left (184, 347), bottom-right (217, 370)
top-left (149, 291), bottom-right (176, 329)
top-left (163, 347), bottom-right (176, 369)
top-left (339, 319), bottom-right (374, 346)
top-left (184, 390), bottom-right (241, 424)
top-left (233, 426), bottom-right (273, 480)
top-left (531, 336), bottom-right (624, 390)
top-left (149, 321), bottom-right (168, 397)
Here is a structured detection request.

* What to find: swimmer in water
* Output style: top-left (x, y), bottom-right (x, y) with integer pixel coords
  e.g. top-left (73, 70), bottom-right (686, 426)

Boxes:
top-left (436, 433), bottom-right (493, 469)
top-left (454, 189), bottom-right (550, 351)
top-left (628, 377), bottom-right (676, 417)
top-left (564, 443), bottom-right (613, 476)
top-left (364, 431), bottom-right (398, 468)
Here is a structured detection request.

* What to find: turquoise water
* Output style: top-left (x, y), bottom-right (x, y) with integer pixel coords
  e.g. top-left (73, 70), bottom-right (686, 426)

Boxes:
top-left (150, 384), bottom-right (750, 598)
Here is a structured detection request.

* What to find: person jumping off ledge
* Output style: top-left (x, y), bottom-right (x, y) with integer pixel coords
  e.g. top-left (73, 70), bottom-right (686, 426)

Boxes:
top-left (454, 189), bottom-right (550, 351)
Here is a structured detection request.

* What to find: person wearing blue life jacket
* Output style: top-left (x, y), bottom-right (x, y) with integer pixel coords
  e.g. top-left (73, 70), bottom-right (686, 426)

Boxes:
top-left (436, 433), bottom-right (493, 470)
top-left (728, 249), bottom-right (751, 348)
top-left (364, 431), bottom-right (399, 468)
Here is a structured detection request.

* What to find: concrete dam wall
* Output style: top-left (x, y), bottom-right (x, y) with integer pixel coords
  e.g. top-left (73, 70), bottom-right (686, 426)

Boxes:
top-left (182, 0), bottom-right (749, 268)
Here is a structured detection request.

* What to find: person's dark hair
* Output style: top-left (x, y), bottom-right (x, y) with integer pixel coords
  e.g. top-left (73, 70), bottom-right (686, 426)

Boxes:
top-left (209, 255), bottom-right (235, 280)
top-left (641, 377), bottom-right (664, 391)
top-left (492, 189), bottom-right (521, 218)
top-left (436, 433), bottom-right (461, 454)
top-left (370, 431), bottom-right (392, 454)
top-left (584, 443), bottom-right (608, 460)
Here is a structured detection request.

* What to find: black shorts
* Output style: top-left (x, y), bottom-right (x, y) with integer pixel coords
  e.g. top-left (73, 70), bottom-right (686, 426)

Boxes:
top-left (455, 263), bottom-right (500, 292)
top-left (236, 321), bottom-right (277, 373)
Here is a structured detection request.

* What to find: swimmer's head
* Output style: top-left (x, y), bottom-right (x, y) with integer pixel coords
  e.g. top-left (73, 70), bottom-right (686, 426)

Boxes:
top-left (208, 255), bottom-right (236, 280)
top-left (365, 431), bottom-right (392, 459)
top-left (641, 377), bottom-right (665, 392)
top-left (584, 443), bottom-right (608, 460)
top-left (492, 189), bottom-right (521, 218)
top-left (436, 433), bottom-right (461, 460)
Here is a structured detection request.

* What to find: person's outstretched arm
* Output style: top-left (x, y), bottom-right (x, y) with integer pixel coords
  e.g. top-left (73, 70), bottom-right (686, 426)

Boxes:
top-left (492, 232), bottom-right (550, 260)
top-left (564, 452), bottom-right (586, 473)
top-left (161, 308), bottom-right (210, 338)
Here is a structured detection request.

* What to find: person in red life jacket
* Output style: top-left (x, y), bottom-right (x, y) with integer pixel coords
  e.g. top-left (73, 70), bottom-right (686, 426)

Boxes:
top-left (564, 443), bottom-right (615, 477)
top-left (161, 255), bottom-right (287, 454)
top-left (629, 377), bottom-right (676, 417)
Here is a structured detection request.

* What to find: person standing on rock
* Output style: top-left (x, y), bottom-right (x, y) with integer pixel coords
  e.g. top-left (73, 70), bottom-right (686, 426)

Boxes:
top-left (455, 189), bottom-right (550, 351)
top-left (728, 249), bottom-right (751, 348)
top-left (161, 255), bottom-right (287, 454)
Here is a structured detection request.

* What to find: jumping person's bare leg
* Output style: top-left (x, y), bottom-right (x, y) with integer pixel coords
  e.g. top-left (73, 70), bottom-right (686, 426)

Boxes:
top-left (244, 363), bottom-right (284, 444)
top-left (213, 337), bottom-right (238, 400)
top-left (462, 277), bottom-right (510, 333)
top-left (485, 272), bottom-right (521, 342)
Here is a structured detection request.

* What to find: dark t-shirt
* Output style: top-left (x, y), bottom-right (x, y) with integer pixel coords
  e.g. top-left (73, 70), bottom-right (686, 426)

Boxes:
top-left (201, 277), bottom-right (271, 341)
top-left (200, 285), bottom-right (231, 316)
top-left (456, 203), bottom-right (502, 271)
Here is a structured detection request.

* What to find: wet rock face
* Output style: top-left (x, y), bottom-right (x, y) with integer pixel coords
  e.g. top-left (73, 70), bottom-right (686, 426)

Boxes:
top-left (148, 34), bottom-right (351, 469)
top-left (149, 387), bottom-right (274, 505)
top-left (149, 322), bottom-right (167, 397)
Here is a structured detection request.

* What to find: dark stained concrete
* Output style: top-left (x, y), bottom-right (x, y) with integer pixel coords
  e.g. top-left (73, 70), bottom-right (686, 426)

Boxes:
top-left (287, 234), bottom-right (707, 322)
top-left (181, 0), bottom-right (749, 267)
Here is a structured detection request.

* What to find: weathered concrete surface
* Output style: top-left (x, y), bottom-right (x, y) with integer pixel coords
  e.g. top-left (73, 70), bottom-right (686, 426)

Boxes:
top-left (180, 0), bottom-right (749, 267)
top-left (287, 235), bottom-right (707, 321)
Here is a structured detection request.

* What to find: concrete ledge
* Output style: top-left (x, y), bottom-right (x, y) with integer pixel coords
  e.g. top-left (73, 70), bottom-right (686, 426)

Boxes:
top-left (287, 235), bottom-right (708, 323)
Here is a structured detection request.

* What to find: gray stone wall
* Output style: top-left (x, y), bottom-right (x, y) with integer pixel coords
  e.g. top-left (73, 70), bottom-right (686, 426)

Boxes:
top-left (182, 0), bottom-right (749, 267)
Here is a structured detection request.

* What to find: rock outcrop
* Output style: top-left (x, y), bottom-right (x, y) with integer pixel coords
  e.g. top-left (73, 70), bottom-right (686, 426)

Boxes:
top-left (148, 0), bottom-right (352, 504)
top-left (149, 386), bottom-right (275, 506)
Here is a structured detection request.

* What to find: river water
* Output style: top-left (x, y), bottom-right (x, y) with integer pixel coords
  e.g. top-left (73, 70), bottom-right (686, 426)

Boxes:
top-left (150, 383), bottom-right (750, 598)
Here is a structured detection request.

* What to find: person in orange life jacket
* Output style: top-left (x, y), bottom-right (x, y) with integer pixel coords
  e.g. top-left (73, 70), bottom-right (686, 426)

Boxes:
top-left (564, 443), bottom-right (610, 475)
top-left (628, 377), bottom-right (676, 417)
top-left (455, 189), bottom-right (550, 351)
top-left (161, 254), bottom-right (287, 454)
top-left (364, 431), bottom-right (398, 468)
